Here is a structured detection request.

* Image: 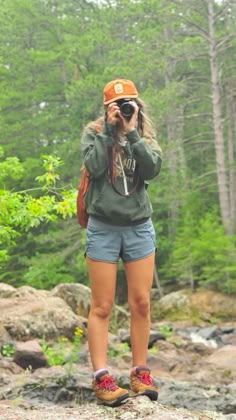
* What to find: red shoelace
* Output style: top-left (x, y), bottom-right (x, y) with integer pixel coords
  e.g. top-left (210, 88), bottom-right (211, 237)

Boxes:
top-left (138, 371), bottom-right (153, 385)
top-left (98, 376), bottom-right (119, 391)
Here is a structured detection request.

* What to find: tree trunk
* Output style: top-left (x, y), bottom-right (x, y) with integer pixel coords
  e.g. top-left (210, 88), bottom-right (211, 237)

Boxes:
top-left (225, 79), bottom-right (236, 234)
top-left (207, 0), bottom-right (231, 234)
top-left (163, 27), bottom-right (186, 239)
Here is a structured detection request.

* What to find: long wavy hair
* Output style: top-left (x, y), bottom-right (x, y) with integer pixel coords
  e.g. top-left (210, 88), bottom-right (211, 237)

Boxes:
top-left (86, 97), bottom-right (157, 143)
top-left (82, 97), bottom-right (162, 179)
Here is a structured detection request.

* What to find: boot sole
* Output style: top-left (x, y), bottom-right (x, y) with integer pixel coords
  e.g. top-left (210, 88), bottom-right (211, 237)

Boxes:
top-left (97, 391), bottom-right (130, 407)
top-left (131, 389), bottom-right (158, 401)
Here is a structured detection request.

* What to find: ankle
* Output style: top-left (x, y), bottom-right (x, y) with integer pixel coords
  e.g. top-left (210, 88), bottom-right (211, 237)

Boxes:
top-left (131, 365), bottom-right (148, 372)
top-left (94, 368), bottom-right (108, 378)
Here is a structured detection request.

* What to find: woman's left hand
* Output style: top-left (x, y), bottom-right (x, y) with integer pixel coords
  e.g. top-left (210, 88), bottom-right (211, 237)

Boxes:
top-left (120, 101), bottom-right (139, 133)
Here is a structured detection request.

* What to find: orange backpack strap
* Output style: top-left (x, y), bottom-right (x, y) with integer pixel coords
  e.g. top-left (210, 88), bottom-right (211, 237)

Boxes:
top-left (76, 165), bottom-right (91, 228)
top-left (76, 122), bottom-right (102, 228)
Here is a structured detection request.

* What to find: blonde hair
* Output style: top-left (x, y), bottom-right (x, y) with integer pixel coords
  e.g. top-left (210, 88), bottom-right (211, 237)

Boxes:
top-left (135, 97), bottom-right (156, 140)
top-left (87, 98), bottom-right (154, 136)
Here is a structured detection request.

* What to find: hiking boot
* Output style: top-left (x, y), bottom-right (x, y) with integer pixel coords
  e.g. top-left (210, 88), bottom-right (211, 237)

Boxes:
top-left (92, 370), bottom-right (129, 407)
top-left (130, 366), bottom-right (158, 401)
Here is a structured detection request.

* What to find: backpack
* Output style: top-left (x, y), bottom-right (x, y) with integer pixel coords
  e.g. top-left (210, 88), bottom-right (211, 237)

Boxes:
top-left (76, 124), bottom-right (101, 228)
top-left (76, 165), bottom-right (91, 228)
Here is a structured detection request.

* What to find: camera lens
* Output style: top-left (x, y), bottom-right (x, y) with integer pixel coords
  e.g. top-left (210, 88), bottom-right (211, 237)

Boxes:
top-left (120, 101), bottom-right (134, 118)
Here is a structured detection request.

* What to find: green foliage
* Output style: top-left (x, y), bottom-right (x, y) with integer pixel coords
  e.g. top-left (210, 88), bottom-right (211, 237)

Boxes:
top-left (23, 254), bottom-right (75, 289)
top-left (41, 326), bottom-right (83, 369)
top-left (157, 324), bottom-right (172, 339)
top-left (41, 338), bottom-right (66, 367)
top-left (108, 343), bottom-right (130, 358)
top-left (0, 151), bottom-right (77, 269)
top-left (75, 230), bottom-right (88, 283)
top-left (0, 343), bottom-right (15, 358)
top-left (149, 345), bottom-right (158, 355)
top-left (169, 211), bottom-right (236, 293)
top-left (0, 0), bottom-right (235, 295)
top-left (0, 149), bottom-right (24, 182)
top-left (35, 155), bottom-right (64, 188)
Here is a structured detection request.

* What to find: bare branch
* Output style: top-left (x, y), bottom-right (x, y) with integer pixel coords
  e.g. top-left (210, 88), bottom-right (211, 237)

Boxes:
top-left (214, 0), bottom-right (231, 21)
top-left (183, 132), bottom-right (214, 143)
top-left (196, 170), bottom-right (218, 180)
top-left (180, 20), bottom-right (209, 41)
top-left (182, 112), bottom-right (212, 120)
top-left (170, 0), bottom-right (210, 40)
top-left (216, 33), bottom-right (235, 50)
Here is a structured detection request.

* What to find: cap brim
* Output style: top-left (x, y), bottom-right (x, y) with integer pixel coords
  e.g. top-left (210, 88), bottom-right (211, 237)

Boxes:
top-left (104, 94), bottom-right (138, 105)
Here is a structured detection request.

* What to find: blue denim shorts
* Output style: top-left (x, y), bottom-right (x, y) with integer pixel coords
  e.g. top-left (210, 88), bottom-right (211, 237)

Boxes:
top-left (85, 216), bottom-right (156, 263)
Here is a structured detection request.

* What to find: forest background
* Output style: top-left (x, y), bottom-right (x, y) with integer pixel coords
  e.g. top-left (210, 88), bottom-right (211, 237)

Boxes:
top-left (0, 0), bottom-right (236, 299)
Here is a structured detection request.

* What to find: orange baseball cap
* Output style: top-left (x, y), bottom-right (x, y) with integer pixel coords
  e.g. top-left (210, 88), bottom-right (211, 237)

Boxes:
top-left (103, 79), bottom-right (138, 105)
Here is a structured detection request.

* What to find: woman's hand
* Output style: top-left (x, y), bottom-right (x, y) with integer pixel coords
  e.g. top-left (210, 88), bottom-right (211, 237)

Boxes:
top-left (106, 102), bottom-right (121, 126)
top-left (119, 101), bottom-right (139, 133)
top-left (106, 100), bottom-right (139, 133)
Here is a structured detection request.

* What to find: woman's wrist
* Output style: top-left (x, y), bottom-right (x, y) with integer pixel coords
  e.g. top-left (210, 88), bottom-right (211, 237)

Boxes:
top-left (125, 127), bottom-right (136, 134)
top-left (125, 128), bottom-right (140, 143)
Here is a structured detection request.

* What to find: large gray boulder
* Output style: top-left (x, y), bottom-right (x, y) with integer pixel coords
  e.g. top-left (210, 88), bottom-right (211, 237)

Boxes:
top-left (50, 283), bottom-right (130, 333)
top-left (0, 287), bottom-right (86, 341)
top-left (50, 283), bottom-right (91, 317)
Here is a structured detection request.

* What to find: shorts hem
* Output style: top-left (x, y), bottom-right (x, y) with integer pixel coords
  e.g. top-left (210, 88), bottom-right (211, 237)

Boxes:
top-left (123, 249), bottom-right (156, 264)
top-left (85, 252), bottom-right (118, 264)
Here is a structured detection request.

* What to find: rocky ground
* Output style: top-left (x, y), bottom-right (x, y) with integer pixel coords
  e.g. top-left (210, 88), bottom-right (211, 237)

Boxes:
top-left (0, 282), bottom-right (236, 419)
top-left (0, 398), bottom-right (234, 420)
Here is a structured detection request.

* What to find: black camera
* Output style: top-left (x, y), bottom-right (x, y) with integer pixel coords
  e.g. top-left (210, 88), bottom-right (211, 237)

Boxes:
top-left (118, 100), bottom-right (135, 119)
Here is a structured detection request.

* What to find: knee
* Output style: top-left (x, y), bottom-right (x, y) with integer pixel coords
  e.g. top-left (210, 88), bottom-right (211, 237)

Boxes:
top-left (90, 302), bottom-right (113, 319)
top-left (129, 297), bottom-right (150, 317)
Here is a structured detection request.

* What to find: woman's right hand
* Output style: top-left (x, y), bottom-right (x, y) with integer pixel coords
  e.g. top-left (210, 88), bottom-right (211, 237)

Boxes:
top-left (106, 102), bottom-right (121, 125)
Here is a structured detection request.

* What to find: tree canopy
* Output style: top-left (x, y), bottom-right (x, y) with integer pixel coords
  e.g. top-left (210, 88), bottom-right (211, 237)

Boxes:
top-left (0, 0), bottom-right (236, 293)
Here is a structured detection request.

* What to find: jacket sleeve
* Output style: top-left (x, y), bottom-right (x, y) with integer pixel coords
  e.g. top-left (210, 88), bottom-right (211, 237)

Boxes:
top-left (81, 123), bottom-right (112, 178)
top-left (126, 129), bottom-right (162, 180)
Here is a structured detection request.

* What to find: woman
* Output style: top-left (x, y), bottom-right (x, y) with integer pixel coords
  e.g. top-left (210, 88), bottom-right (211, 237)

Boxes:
top-left (81, 79), bottom-right (162, 407)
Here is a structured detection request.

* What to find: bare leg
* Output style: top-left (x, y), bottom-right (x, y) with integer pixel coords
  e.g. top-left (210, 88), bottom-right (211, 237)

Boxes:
top-left (124, 253), bottom-right (155, 367)
top-left (86, 257), bottom-right (117, 370)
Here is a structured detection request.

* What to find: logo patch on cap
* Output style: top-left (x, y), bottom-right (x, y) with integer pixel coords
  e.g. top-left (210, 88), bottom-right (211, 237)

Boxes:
top-left (114, 83), bottom-right (123, 94)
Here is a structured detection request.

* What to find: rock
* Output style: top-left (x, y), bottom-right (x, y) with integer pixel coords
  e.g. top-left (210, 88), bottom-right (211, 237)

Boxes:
top-left (50, 283), bottom-right (91, 317)
top-left (151, 290), bottom-right (195, 321)
top-left (13, 340), bottom-right (48, 370)
top-left (0, 399), bottom-right (227, 419)
top-left (148, 339), bottom-right (197, 377)
top-left (0, 365), bottom-right (234, 417)
top-left (151, 289), bottom-right (236, 323)
top-left (158, 379), bottom-right (236, 415)
top-left (0, 358), bottom-right (24, 377)
top-left (190, 290), bottom-right (236, 321)
top-left (146, 353), bottom-right (171, 375)
top-left (0, 283), bottom-right (16, 298)
top-left (158, 290), bottom-right (190, 311)
top-left (109, 305), bottom-right (130, 334)
top-left (0, 325), bottom-right (12, 344)
top-left (168, 344), bottom-right (236, 385)
top-left (183, 342), bottom-right (214, 356)
top-left (0, 283), bottom-right (236, 418)
top-left (221, 333), bottom-right (236, 346)
top-left (12, 285), bottom-right (49, 299)
top-left (205, 345), bottom-right (236, 371)
top-left (117, 328), bottom-right (165, 348)
top-left (0, 293), bottom-right (86, 341)
top-left (197, 325), bottom-right (220, 340)
top-left (51, 283), bottom-right (130, 334)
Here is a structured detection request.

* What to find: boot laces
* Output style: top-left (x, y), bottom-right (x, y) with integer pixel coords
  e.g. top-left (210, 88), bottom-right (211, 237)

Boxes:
top-left (138, 371), bottom-right (153, 385)
top-left (98, 376), bottom-right (118, 391)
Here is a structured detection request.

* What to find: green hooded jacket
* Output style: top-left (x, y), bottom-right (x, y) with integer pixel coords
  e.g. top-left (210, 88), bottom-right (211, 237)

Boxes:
top-left (81, 122), bottom-right (162, 226)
